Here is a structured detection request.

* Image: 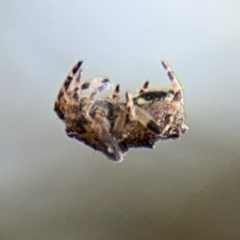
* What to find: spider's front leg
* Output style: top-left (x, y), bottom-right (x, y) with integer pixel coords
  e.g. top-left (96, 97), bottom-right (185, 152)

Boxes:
top-left (161, 60), bottom-right (182, 100)
top-left (54, 60), bottom-right (83, 120)
top-left (139, 81), bottom-right (149, 94)
top-left (108, 84), bottom-right (120, 103)
top-left (160, 60), bottom-right (189, 137)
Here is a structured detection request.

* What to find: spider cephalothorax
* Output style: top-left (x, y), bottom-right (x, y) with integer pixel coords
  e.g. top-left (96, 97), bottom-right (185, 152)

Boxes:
top-left (54, 59), bottom-right (188, 162)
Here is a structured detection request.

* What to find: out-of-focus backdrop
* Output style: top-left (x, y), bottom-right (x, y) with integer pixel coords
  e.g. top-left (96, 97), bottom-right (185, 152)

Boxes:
top-left (1, 1), bottom-right (240, 239)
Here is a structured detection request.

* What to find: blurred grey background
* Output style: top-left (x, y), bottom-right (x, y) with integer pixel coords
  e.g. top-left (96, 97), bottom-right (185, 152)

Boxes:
top-left (1, 1), bottom-right (240, 239)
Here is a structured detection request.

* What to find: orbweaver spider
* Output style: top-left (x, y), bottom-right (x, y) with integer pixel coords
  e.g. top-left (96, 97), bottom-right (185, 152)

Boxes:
top-left (54, 59), bottom-right (188, 162)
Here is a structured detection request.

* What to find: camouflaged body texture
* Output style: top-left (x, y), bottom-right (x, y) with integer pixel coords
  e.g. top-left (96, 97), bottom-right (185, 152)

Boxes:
top-left (54, 59), bottom-right (188, 162)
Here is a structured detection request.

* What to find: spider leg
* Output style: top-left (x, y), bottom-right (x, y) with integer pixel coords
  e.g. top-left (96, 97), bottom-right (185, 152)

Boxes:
top-left (54, 60), bottom-right (83, 120)
top-left (125, 92), bottom-right (136, 121)
top-left (73, 69), bottom-right (82, 97)
top-left (126, 92), bottom-right (161, 134)
top-left (158, 61), bottom-right (186, 137)
top-left (68, 73), bottom-right (110, 102)
top-left (76, 78), bottom-right (104, 124)
top-left (110, 84), bottom-right (120, 102)
top-left (135, 107), bottom-right (161, 135)
top-left (61, 61), bottom-right (106, 101)
top-left (161, 61), bottom-right (183, 101)
top-left (109, 93), bottom-right (134, 142)
top-left (139, 81), bottom-right (149, 93)
top-left (112, 84), bottom-right (120, 99)
top-left (89, 78), bottom-right (110, 100)
top-left (68, 67), bottom-right (83, 100)
top-left (60, 61), bottom-right (83, 99)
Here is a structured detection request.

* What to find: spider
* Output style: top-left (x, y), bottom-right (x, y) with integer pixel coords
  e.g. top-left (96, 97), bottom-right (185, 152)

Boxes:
top-left (54, 60), bottom-right (188, 162)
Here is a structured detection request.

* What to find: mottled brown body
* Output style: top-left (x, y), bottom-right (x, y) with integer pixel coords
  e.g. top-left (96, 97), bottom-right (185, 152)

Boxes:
top-left (54, 59), bottom-right (188, 162)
